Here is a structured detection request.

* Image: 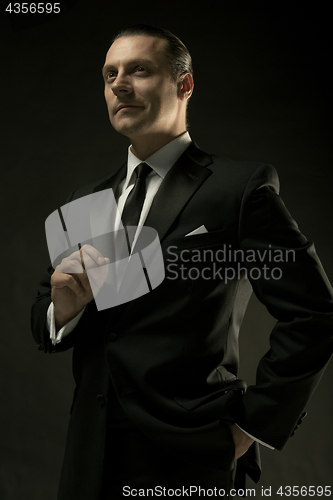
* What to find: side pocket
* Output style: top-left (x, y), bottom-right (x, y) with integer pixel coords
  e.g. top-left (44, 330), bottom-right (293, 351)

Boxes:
top-left (174, 385), bottom-right (244, 411)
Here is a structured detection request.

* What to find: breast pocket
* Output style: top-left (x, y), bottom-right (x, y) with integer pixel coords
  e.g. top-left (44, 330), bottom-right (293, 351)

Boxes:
top-left (163, 228), bottom-right (231, 253)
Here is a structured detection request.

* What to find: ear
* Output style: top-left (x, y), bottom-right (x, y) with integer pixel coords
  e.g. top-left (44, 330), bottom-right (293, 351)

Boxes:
top-left (178, 72), bottom-right (194, 101)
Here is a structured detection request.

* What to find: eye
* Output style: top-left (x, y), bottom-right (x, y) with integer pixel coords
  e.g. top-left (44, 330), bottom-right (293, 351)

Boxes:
top-left (135, 66), bottom-right (147, 73)
top-left (105, 71), bottom-right (116, 81)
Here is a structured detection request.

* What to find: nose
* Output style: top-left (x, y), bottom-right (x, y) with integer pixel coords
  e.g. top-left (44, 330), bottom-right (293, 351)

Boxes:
top-left (111, 73), bottom-right (132, 96)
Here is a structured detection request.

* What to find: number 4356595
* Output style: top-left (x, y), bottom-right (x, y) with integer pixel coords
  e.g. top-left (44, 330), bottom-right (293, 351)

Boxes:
top-left (5, 3), bottom-right (61, 14)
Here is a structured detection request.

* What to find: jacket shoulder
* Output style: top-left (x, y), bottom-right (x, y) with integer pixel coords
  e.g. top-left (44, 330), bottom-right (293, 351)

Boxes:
top-left (194, 145), bottom-right (280, 196)
top-left (189, 142), bottom-right (278, 186)
top-left (210, 153), bottom-right (277, 179)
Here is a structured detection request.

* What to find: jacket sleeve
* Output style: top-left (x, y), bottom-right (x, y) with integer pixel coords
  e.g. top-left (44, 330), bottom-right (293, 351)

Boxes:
top-left (31, 189), bottom-right (81, 353)
top-left (237, 164), bottom-right (333, 450)
top-left (30, 265), bottom-right (81, 353)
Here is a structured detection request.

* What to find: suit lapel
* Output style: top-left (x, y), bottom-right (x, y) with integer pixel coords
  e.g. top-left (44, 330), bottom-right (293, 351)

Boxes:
top-left (90, 143), bottom-right (213, 246)
top-left (93, 162), bottom-right (127, 199)
top-left (144, 143), bottom-right (213, 242)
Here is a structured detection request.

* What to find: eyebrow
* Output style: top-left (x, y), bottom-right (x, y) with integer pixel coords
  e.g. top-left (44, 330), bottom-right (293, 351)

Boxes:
top-left (102, 58), bottom-right (157, 76)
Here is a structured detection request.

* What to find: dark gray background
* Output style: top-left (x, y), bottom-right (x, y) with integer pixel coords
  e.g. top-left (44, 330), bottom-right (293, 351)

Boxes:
top-left (0, 0), bottom-right (332, 498)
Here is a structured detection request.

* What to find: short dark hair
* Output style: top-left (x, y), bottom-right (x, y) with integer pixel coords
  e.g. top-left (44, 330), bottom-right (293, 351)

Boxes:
top-left (111, 24), bottom-right (193, 82)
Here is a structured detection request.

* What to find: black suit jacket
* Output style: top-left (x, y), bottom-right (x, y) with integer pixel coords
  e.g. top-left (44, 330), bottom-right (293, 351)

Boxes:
top-left (31, 143), bottom-right (333, 500)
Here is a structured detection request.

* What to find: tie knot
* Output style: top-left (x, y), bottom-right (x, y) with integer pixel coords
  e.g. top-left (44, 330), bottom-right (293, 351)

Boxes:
top-left (135, 162), bottom-right (152, 180)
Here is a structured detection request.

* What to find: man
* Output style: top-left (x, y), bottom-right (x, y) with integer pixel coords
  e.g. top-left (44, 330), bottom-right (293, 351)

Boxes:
top-left (31, 25), bottom-right (333, 500)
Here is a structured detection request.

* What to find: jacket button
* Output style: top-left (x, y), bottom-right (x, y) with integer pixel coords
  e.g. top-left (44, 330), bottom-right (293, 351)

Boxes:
top-left (96, 394), bottom-right (106, 407)
top-left (106, 331), bottom-right (118, 342)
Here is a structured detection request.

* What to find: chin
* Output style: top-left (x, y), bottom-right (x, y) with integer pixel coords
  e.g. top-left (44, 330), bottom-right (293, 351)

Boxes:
top-left (113, 119), bottom-right (150, 138)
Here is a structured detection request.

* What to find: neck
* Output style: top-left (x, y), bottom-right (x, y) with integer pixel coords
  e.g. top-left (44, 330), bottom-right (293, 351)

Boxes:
top-left (129, 130), bottom-right (187, 161)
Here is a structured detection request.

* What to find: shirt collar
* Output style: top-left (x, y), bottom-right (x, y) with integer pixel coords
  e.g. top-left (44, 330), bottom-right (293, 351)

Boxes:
top-left (125, 132), bottom-right (192, 188)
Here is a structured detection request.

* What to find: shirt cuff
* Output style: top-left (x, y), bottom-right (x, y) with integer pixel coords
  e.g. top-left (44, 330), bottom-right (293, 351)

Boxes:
top-left (47, 302), bottom-right (85, 346)
top-left (235, 424), bottom-right (275, 450)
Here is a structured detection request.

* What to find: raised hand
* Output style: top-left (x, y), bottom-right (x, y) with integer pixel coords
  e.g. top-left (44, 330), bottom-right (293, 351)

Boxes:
top-left (51, 244), bottom-right (110, 330)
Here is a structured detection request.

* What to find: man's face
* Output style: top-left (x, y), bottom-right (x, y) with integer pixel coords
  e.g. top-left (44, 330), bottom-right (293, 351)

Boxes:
top-left (102, 35), bottom-right (181, 139)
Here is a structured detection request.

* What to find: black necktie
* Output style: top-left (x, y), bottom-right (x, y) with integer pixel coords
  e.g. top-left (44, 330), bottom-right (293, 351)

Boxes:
top-left (121, 162), bottom-right (152, 248)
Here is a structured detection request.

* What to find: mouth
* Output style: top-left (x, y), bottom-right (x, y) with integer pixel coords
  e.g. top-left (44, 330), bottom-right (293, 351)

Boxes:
top-left (116, 104), bottom-right (142, 113)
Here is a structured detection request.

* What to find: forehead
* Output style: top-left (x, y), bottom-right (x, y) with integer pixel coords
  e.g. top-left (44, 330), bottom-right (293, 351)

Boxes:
top-left (104, 35), bottom-right (168, 68)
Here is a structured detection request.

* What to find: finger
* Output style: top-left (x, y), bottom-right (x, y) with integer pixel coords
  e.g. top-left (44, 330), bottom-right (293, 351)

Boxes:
top-left (51, 271), bottom-right (86, 297)
top-left (72, 270), bottom-right (92, 292)
top-left (63, 248), bottom-right (84, 265)
top-left (79, 250), bottom-right (105, 272)
top-left (81, 244), bottom-right (110, 267)
top-left (55, 259), bottom-right (94, 292)
top-left (57, 246), bottom-right (109, 273)
top-left (56, 258), bottom-right (84, 275)
top-left (85, 262), bottom-right (110, 291)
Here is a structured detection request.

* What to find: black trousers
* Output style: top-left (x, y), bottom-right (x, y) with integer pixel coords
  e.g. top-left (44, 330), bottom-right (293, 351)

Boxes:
top-left (101, 386), bottom-right (233, 499)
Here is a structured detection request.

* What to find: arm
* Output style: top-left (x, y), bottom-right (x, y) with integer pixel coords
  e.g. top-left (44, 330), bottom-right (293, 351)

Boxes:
top-left (237, 164), bottom-right (333, 449)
